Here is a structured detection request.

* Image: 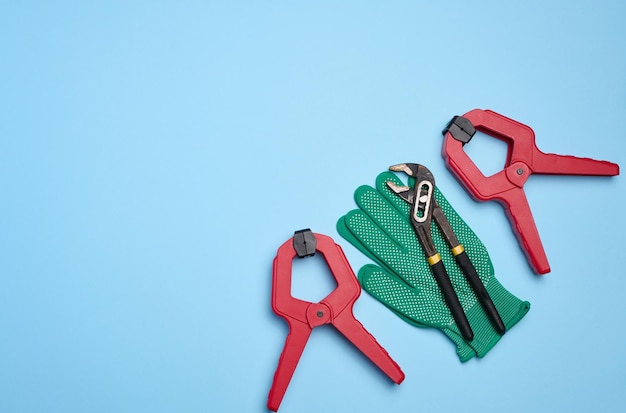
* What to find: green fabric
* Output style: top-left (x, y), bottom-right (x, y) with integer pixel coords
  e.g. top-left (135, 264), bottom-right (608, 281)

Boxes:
top-left (337, 171), bottom-right (530, 362)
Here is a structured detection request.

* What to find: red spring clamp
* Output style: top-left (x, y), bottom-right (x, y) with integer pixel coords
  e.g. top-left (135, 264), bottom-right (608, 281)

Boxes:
top-left (267, 230), bottom-right (404, 412)
top-left (442, 109), bottom-right (619, 275)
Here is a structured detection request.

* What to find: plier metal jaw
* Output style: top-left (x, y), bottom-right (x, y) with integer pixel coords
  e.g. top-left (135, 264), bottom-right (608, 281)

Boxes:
top-left (267, 230), bottom-right (404, 412)
top-left (387, 163), bottom-right (440, 261)
top-left (387, 164), bottom-right (506, 341)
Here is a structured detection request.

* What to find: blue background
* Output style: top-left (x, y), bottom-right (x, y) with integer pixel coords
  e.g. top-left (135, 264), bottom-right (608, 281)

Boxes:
top-left (1, 1), bottom-right (625, 412)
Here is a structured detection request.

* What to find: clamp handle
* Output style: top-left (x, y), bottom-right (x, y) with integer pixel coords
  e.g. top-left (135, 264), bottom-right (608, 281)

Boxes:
top-left (267, 321), bottom-right (312, 412)
top-left (333, 311), bottom-right (405, 385)
top-left (499, 185), bottom-right (551, 274)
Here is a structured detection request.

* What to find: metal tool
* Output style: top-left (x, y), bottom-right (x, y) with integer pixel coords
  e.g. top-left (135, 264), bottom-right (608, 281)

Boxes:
top-left (386, 163), bottom-right (506, 341)
top-left (267, 229), bottom-right (404, 412)
top-left (442, 109), bottom-right (619, 274)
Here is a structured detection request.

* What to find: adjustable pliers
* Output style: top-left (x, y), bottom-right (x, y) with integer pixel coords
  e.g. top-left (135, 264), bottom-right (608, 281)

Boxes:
top-left (386, 163), bottom-right (506, 341)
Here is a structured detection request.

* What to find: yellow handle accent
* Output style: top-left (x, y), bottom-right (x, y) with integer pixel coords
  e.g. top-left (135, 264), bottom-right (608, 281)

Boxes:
top-left (451, 245), bottom-right (465, 256)
top-left (428, 253), bottom-right (441, 266)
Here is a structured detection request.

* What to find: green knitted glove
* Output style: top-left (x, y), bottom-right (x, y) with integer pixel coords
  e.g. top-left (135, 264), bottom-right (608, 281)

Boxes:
top-left (337, 171), bottom-right (530, 362)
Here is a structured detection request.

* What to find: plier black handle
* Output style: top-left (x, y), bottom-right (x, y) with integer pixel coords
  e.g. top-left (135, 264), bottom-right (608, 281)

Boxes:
top-left (386, 163), bottom-right (506, 341)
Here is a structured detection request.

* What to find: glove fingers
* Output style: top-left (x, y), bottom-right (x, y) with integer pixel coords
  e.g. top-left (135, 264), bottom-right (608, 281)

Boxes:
top-left (350, 182), bottom-right (431, 289)
top-left (336, 215), bottom-right (370, 260)
top-left (342, 208), bottom-right (435, 289)
top-left (342, 208), bottom-right (407, 260)
top-left (358, 264), bottom-right (452, 329)
top-left (337, 214), bottom-right (396, 276)
top-left (353, 184), bottom-right (414, 245)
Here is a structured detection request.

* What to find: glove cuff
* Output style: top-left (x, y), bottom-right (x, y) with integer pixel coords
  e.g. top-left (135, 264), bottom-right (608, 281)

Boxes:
top-left (443, 278), bottom-right (530, 362)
